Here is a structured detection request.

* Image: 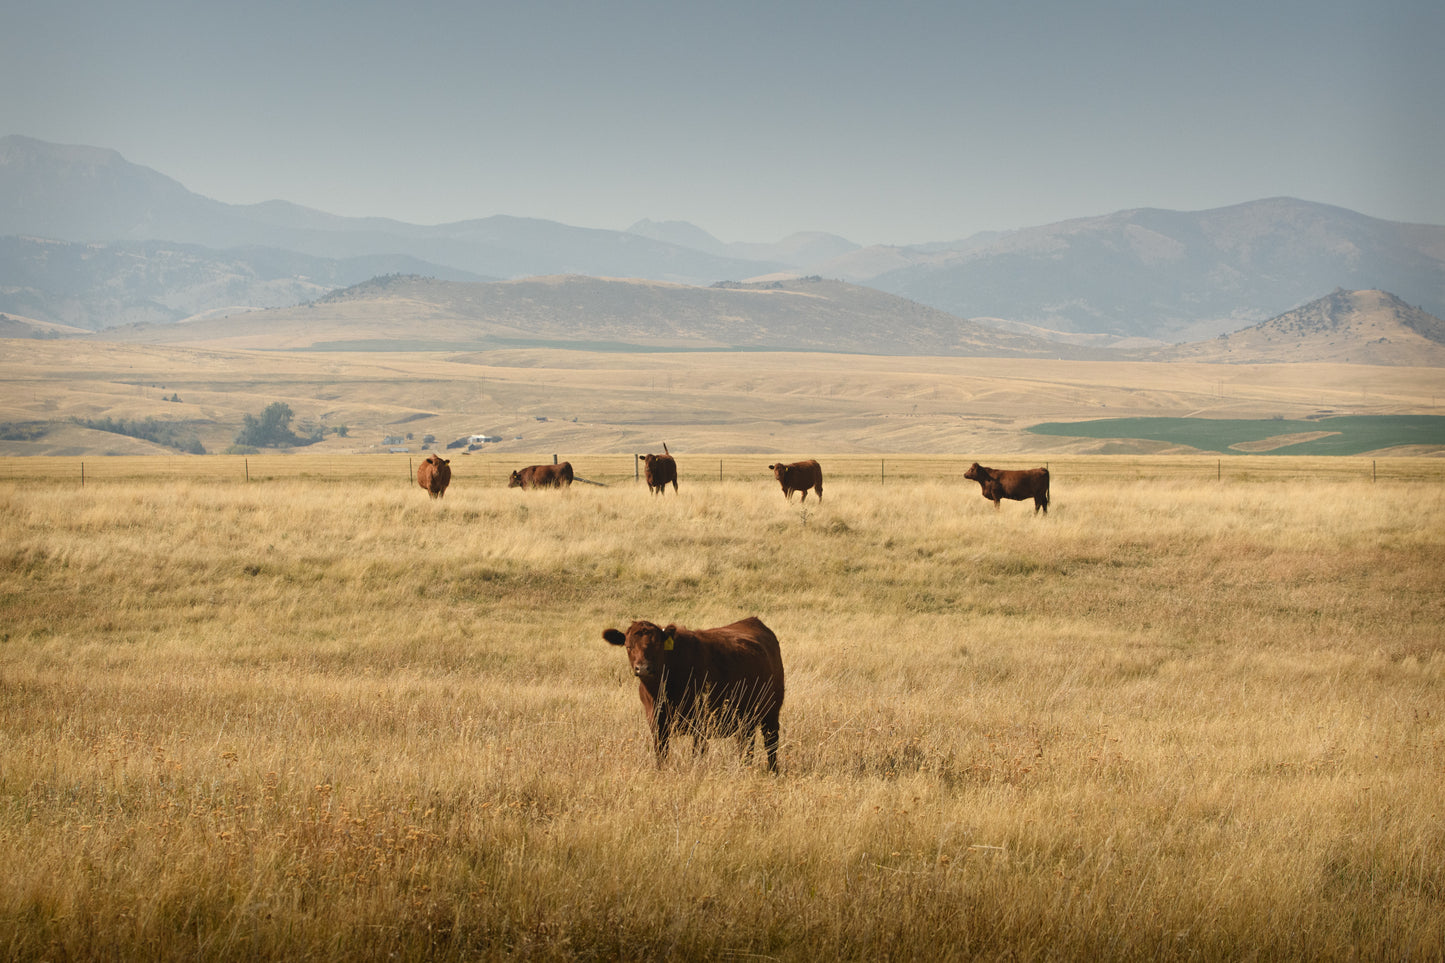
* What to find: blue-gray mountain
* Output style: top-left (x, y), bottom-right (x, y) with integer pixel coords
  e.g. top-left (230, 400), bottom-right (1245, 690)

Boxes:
top-left (3, 135), bottom-right (1443, 342)
top-left (827, 199), bottom-right (1445, 341)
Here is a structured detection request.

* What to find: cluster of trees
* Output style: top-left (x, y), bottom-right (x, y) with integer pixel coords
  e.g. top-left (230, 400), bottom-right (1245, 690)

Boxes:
top-left (230, 403), bottom-right (346, 453)
top-left (71, 416), bottom-right (205, 454)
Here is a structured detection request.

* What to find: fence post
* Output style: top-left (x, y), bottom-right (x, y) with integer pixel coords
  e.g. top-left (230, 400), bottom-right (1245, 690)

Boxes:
top-left (881, 458), bottom-right (885, 485)
top-left (719, 459), bottom-right (723, 482)
top-left (1373, 460), bottom-right (1376, 482)
top-left (553, 454), bottom-right (558, 465)
top-left (245, 458), bottom-right (249, 483)
top-left (81, 462), bottom-right (85, 488)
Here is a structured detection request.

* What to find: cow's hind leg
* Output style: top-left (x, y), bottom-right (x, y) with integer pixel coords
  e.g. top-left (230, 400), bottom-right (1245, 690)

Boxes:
top-left (761, 714), bottom-right (781, 773)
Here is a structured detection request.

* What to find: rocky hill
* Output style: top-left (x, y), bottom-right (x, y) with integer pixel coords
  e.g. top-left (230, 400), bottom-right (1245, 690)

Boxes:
top-left (1141, 289), bottom-right (1445, 365)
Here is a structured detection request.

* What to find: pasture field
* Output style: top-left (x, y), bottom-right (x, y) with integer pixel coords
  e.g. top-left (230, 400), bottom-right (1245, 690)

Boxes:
top-left (5, 337), bottom-right (1444, 457)
top-left (2, 456), bottom-right (1443, 961)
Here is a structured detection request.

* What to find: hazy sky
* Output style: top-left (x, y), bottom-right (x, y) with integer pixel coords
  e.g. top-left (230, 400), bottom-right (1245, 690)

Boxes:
top-left (4, 0), bottom-right (1441, 245)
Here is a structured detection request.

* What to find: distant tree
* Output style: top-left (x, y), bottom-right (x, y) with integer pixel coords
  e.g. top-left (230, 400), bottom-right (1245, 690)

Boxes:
top-left (334, 425), bottom-right (348, 437)
top-left (235, 402), bottom-right (307, 448)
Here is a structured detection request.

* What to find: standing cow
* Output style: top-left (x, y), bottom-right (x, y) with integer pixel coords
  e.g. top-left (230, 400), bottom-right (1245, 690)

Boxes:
top-left (964, 462), bottom-right (1050, 514)
top-left (508, 462), bottom-right (574, 489)
top-left (602, 616), bottom-right (785, 772)
top-left (416, 454), bottom-right (451, 499)
top-left (768, 460), bottom-right (823, 502)
top-left (639, 443), bottom-right (678, 495)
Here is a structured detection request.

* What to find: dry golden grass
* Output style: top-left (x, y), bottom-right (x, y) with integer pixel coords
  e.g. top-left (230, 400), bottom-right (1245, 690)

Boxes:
top-left (4, 337), bottom-right (1442, 457)
top-left (2, 456), bottom-right (1443, 960)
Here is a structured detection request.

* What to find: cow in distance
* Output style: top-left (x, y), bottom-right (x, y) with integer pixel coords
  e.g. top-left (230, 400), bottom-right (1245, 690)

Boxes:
top-left (768, 460), bottom-right (823, 502)
top-left (639, 443), bottom-right (678, 495)
top-left (509, 462), bottom-right (574, 489)
top-left (964, 462), bottom-right (1050, 514)
top-left (602, 616), bottom-right (785, 772)
top-left (416, 454), bottom-right (451, 499)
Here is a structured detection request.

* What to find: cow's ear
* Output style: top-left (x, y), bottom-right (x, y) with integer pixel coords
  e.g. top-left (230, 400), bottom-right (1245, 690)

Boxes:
top-left (602, 629), bottom-right (626, 646)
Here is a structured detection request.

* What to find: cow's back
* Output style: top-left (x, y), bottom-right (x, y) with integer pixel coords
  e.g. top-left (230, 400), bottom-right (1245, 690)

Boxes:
top-left (692, 617), bottom-right (785, 703)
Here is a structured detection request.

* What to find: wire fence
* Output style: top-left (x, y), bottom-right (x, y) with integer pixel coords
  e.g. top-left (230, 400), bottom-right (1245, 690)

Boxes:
top-left (1, 452), bottom-right (1439, 488)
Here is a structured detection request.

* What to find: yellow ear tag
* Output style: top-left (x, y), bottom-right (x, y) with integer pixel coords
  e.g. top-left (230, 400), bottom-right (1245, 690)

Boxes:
top-left (664, 634), bottom-right (675, 651)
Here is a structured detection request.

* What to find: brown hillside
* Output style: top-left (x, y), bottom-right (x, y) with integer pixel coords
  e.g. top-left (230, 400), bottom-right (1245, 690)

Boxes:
top-left (1147, 289), bottom-right (1445, 365)
top-left (88, 274), bottom-right (1092, 359)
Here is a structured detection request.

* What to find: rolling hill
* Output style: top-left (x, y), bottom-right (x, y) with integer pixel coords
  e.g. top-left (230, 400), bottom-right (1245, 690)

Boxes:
top-left (92, 273), bottom-right (1092, 358)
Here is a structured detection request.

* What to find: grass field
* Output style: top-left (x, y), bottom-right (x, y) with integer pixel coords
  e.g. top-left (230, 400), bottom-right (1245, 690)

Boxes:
top-left (4, 338), bottom-right (1443, 457)
top-left (1028, 415), bottom-right (1445, 455)
top-left (2, 456), bottom-right (1443, 960)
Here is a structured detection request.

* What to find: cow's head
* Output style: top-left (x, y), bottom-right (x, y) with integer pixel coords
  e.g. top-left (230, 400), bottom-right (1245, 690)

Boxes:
top-left (963, 462), bottom-right (986, 482)
top-left (508, 470), bottom-right (523, 488)
top-left (428, 455), bottom-right (449, 468)
top-left (603, 620), bottom-right (677, 683)
top-left (768, 463), bottom-right (782, 479)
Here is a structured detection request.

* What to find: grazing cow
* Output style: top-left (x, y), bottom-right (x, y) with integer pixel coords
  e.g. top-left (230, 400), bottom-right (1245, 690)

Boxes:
top-left (964, 462), bottom-right (1050, 514)
top-left (416, 454), bottom-right (451, 499)
top-left (767, 460), bottom-right (823, 502)
top-left (602, 616), bottom-right (785, 772)
top-left (508, 462), bottom-right (574, 489)
top-left (639, 443), bottom-right (678, 495)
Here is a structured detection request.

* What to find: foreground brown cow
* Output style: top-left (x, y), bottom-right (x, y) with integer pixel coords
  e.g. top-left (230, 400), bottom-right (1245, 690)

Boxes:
top-left (964, 462), bottom-right (1050, 514)
top-left (508, 462), bottom-right (574, 489)
top-left (602, 616), bottom-right (785, 772)
top-left (768, 460), bottom-right (823, 502)
top-left (639, 443), bottom-right (678, 495)
top-left (416, 454), bottom-right (451, 499)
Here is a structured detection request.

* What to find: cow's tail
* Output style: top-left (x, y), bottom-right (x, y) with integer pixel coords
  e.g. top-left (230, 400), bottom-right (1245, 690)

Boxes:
top-left (1041, 469), bottom-right (1051, 513)
top-left (663, 442), bottom-right (670, 455)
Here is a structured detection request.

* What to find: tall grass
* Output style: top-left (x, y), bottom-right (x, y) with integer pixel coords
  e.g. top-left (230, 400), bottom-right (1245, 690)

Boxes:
top-left (2, 459), bottom-right (1442, 960)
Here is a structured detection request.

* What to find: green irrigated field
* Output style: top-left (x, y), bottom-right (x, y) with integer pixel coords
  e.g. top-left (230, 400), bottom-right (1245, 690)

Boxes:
top-left (2, 456), bottom-right (1443, 961)
top-left (1028, 414), bottom-right (1445, 454)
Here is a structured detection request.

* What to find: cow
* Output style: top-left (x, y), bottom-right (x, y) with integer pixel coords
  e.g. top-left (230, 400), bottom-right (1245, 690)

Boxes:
top-left (416, 454), bottom-right (451, 499)
top-left (508, 462), bottom-right (574, 489)
top-left (964, 462), bottom-right (1050, 514)
top-left (602, 616), bottom-right (785, 772)
top-left (639, 443), bottom-right (678, 495)
top-left (767, 460), bottom-right (823, 503)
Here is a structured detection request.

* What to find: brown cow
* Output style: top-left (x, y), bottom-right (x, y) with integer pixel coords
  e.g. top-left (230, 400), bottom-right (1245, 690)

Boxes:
top-left (964, 462), bottom-right (1050, 514)
top-left (602, 616), bottom-right (785, 772)
top-left (639, 443), bottom-right (678, 495)
top-left (508, 462), bottom-right (574, 489)
top-left (416, 454), bottom-right (451, 499)
top-left (768, 460), bottom-right (823, 502)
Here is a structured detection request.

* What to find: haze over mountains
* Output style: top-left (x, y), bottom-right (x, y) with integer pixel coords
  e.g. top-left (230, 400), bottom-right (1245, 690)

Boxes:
top-left (3, 134), bottom-right (1445, 350)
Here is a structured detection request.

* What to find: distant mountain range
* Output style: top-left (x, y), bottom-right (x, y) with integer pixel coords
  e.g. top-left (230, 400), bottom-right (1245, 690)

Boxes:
top-left (3, 134), bottom-right (1445, 345)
